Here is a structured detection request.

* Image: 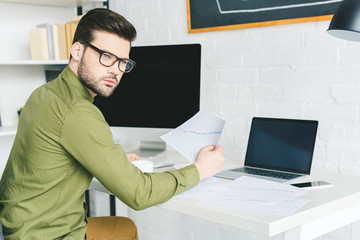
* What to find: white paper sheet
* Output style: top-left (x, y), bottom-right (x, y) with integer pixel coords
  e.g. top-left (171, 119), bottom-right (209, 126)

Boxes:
top-left (199, 196), bottom-right (310, 217)
top-left (226, 176), bottom-right (308, 203)
top-left (175, 177), bottom-right (228, 199)
top-left (176, 176), bottom-right (310, 216)
top-left (161, 111), bottom-right (225, 163)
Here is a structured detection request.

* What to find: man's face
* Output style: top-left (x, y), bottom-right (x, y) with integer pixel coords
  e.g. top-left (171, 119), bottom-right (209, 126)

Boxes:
top-left (78, 31), bottom-right (131, 97)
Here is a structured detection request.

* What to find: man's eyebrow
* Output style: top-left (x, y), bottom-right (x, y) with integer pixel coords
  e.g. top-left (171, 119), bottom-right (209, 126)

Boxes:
top-left (102, 48), bottom-right (130, 59)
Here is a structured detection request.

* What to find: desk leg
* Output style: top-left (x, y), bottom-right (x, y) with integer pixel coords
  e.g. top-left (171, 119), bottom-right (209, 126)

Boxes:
top-left (110, 194), bottom-right (116, 216)
top-left (85, 190), bottom-right (91, 217)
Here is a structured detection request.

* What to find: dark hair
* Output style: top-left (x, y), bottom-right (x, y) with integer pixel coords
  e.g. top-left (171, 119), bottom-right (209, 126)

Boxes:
top-left (72, 8), bottom-right (137, 44)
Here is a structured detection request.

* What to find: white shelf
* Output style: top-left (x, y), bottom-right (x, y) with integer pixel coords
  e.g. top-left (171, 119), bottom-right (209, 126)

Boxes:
top-left (0, 125), bottom-right (17, 137)
top-left (0, 60), bottom-right (68, 66)
top-left (0, 0), bottom-right (106, 8)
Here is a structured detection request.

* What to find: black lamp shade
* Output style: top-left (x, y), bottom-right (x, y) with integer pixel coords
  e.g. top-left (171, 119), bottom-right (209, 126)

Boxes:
top-left (327, 0), bottom-right (360, 42)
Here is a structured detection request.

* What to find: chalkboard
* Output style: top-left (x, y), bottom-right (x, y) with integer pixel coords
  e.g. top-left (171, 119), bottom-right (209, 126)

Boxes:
top-left (187, 0), bottom-right (344, 33)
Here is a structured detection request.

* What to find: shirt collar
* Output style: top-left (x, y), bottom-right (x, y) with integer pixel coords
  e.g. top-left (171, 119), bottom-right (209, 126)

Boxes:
top-left (62, 66), bottom-right (94, 103)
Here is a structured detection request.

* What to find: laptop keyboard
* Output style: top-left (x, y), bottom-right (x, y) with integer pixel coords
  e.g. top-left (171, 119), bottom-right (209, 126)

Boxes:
top-left (233, 167), bottom-right (300, 180)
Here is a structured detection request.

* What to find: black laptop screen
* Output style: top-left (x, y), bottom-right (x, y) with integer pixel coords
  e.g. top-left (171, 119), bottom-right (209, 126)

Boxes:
top-left (245, 117), bottom-right (318, 174)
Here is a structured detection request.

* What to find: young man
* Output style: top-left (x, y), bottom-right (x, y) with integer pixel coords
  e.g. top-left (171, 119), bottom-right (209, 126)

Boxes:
top-left (0, 8), bottom-right (225, 239)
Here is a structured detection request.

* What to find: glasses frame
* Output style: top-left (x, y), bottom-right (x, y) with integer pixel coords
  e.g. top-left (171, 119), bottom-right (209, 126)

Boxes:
top-left (79, 41), bottom-right (136, 73)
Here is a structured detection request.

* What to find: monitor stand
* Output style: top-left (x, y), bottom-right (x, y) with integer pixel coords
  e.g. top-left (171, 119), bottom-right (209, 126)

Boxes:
top-left (131, 141), bottom-right (166, 158)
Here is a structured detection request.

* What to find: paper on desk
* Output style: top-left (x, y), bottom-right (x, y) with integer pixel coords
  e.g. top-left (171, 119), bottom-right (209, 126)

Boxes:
top-left (176, 176), bottom-right (309, 216)
top-left (225, 176), bottom-right (308, 203)
top-left (161, 111), bottom-right (225, 163)
top-left (175, 177), bottom-right (228, 199)
top-left (199, 195), bottom-right (310, 217)
top-left (178, 176), bottom-right (307, 203)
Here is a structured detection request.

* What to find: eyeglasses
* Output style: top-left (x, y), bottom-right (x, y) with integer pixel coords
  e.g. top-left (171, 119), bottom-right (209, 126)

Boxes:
top-left (79, 41), bottom-right (136, 73)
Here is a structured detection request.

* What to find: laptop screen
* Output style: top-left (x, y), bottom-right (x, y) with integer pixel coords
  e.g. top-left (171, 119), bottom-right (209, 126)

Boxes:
top-left (245, 117), bottom-right (318, 174)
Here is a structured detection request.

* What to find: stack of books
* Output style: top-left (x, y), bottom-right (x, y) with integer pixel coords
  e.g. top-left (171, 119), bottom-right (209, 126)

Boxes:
top-left (29, 16), bottom-right (82, 60)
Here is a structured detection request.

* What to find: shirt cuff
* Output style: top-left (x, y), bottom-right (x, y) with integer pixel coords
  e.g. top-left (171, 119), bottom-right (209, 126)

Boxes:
top-left (166, 164), bottom-right (200, 196)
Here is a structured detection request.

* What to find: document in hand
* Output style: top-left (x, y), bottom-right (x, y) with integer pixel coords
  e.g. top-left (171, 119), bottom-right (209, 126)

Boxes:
top-left (161, 111), bottom-right (225, 163)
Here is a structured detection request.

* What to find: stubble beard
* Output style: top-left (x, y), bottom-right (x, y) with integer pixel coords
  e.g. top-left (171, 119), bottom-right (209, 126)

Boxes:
top-left (78, 58), bottom-right (117, 98)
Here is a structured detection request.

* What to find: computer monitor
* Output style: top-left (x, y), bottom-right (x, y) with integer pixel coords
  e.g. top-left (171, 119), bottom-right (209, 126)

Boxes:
top-left (93, 43), bottom-right (201, 157)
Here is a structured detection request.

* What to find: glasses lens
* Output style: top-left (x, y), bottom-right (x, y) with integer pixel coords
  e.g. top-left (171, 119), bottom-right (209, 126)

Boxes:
top-left (100, 52), bottom-right (117, 66)
top-left (120, 60), bottom-right (135, 73)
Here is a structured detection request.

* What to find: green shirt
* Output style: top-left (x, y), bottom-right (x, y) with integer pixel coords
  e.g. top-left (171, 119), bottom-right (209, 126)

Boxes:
top-left (0, 66), bottom-right (200, 240)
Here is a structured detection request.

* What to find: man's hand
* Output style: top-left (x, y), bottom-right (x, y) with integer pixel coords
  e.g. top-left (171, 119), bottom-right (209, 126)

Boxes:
top-left (126, 153), bottom-right (141, 162)
top-left (194, 145), bottom-right (225, 180)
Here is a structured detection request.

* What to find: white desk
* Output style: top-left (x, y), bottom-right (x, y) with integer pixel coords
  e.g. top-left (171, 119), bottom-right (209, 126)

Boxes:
top-left (89, 148), bottom-right (360, 240)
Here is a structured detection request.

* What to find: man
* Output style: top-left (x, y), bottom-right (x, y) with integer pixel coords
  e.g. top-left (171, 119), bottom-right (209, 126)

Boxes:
top-left (0, 8), bottom-right (225, 239)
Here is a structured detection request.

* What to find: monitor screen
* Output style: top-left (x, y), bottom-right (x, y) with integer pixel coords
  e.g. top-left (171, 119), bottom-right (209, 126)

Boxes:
top-left (93, 44), bottom-right (201, 156)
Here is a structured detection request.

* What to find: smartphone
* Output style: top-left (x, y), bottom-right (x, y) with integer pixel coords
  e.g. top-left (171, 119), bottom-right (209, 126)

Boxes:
top-left (291, 181), bottom-right (332, 189)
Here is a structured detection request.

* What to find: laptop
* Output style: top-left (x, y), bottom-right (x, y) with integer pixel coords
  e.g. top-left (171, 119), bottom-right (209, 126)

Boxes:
top-left (216, 117), bottom-right (318, 183)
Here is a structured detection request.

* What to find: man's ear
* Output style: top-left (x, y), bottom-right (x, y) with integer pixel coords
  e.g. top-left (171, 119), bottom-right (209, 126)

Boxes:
top-left (70, 42), bottom-right (83, 61)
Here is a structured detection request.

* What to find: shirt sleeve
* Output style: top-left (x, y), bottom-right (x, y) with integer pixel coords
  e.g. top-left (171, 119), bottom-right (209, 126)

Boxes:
top-left (59, 102), bottom-right (200, 210)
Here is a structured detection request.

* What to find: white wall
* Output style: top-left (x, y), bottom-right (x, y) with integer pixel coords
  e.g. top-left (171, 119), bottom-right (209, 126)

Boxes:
top-left (0, 3), bottom-right (75, 125)
top-left (0, 3), bottom-right (75, 60)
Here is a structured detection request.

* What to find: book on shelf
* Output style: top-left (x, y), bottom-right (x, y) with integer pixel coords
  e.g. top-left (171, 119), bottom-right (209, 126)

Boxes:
top-left (52, 23), bottom-right (67, 60)
top-left (36, 23), bottom-right (55, 60)
top-left (65, 19), bottom-right (80, 57)
top-left (29, 16), bottom-right (82, 61)
top-left (29, 28), bottom-right (49, 60)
